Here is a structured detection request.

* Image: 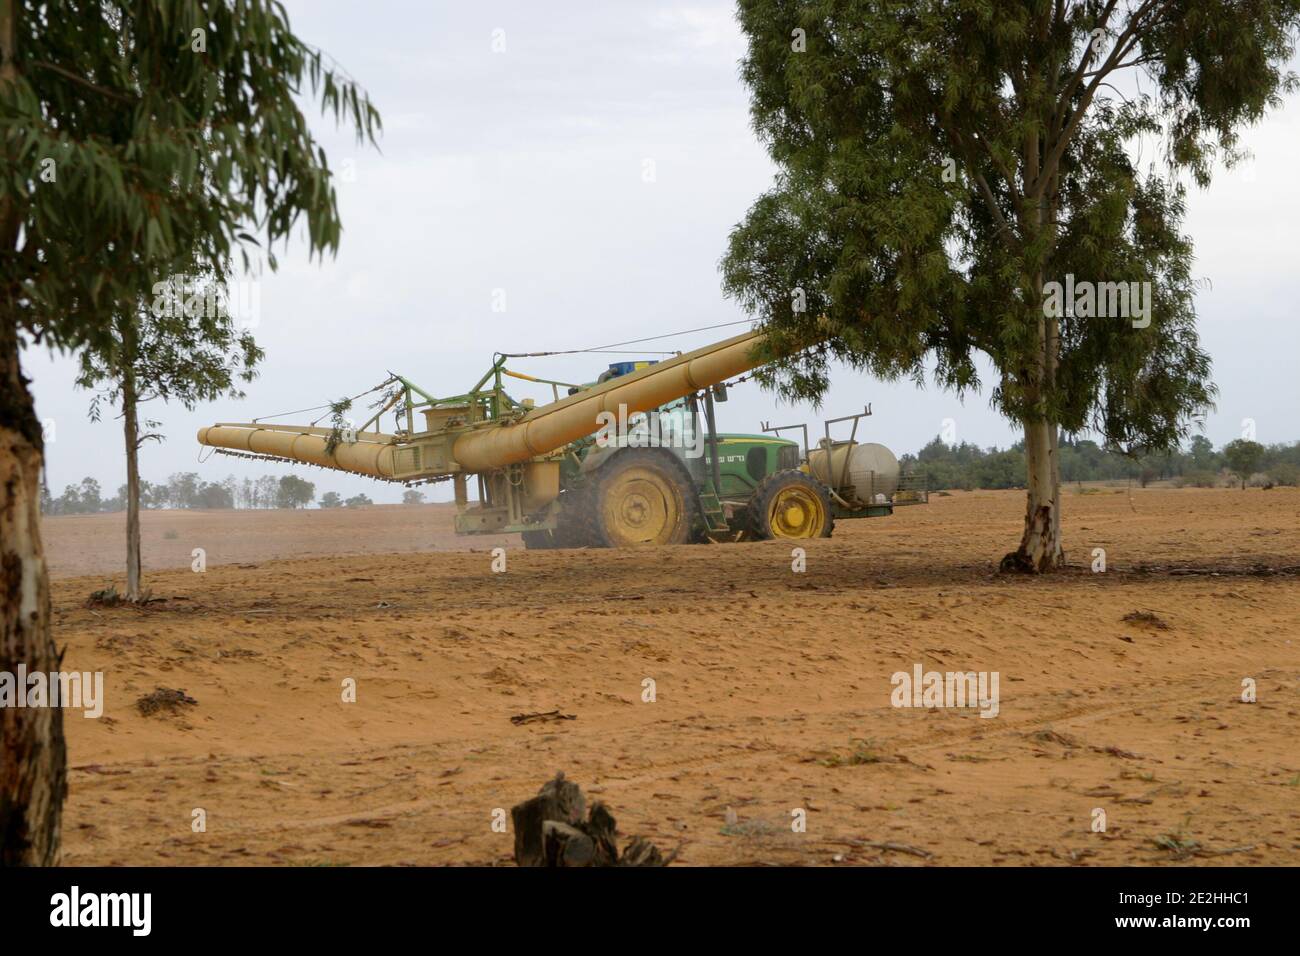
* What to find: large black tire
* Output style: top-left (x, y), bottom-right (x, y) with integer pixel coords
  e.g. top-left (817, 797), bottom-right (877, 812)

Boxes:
top-left (522, 487), bottom-right (596, 549)
top-left (578, 448), bottom-right (696, 548)
top-left (521, 529), bottom-right (557, 550)
top-left (553, 484), bottom-right (598, 548)
top-left (746, 469), bottom-right (834, 540)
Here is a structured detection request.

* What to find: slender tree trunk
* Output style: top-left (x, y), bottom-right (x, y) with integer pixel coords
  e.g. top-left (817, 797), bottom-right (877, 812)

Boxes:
top-left (1044, 316), bottom-right (1063, 554)
top-left (0, 318), bottom-right (67, 866)
top-left (1003, 415), bottom-right (1064, 572)
top-left (122, 357), bottom-right (142, 601)
top-left (1003, 123), bottom-right (1065, 573)
top-left (1048, 417), bottom-right (1062, 545)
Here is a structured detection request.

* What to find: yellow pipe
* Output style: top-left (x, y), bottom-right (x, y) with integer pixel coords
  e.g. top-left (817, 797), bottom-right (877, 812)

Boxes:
top-left (198, 328), bottom-right (769, 476)
top-left (196, 425), bottom-right (400, 478)
top-left (452, 329), bottom-right (764, 470)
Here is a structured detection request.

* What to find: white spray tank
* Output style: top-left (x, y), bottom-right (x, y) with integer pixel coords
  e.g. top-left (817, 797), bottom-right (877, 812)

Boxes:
top-left (808, 440), bottom-right (901, 504)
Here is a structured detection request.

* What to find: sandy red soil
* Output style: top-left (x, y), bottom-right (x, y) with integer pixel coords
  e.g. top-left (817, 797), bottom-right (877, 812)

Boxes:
top-left (43, 487), bottom-right (1300, 866)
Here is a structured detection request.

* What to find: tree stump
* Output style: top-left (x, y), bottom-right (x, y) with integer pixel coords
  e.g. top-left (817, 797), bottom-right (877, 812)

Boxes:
top-left (510, 772), bottom-right (675, 867)
top-left (511, 771), bottom-right (585, 866)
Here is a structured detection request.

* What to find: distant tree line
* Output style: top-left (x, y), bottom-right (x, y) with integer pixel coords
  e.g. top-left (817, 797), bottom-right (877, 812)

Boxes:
top-left (42, 472), bottom-right (314, 515)
top-left (42, 437), bottom-right (1298, 517)
top-left (40, 474), bottom-right (429, 515)
top-left (901, 437), bottom-right (1300, 492)
top-left (319, 491), bottom-right (380, 509)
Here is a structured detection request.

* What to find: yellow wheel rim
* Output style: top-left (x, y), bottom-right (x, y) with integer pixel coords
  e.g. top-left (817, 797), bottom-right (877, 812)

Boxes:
top-left (602, 466), bottom-right (683, 546)
top-left (767, 486), bottom-right (826, 538)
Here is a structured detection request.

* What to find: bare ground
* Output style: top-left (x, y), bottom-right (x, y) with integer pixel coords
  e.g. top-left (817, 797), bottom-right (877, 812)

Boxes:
top-left (44, 487), bottom-right (1300, 866)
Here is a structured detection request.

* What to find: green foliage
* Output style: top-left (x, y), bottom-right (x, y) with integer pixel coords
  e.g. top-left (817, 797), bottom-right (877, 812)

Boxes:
top-left (1267, 462), bottom-right (1300, 486)
top-left (904, 435), bottom-right (1300, 490)
top-left (904, 437), bottom-right (1028, 490)
top-left (401, 488), bottom-right (425, 505)
top-left (41, 477), bottom-right (103, 515)
top-left (275, 473), bottom-right (315, 509)
top-left (76, 275), bottom-right (264, 428)
top-left (1187, 434), bottom-right (1217, 470)
top-left (40, 471), bottom-right (338, 512)
top-left (148, 471), bottom-right (235, 509)
top-left (1222, 438), bottom-right (1266, 487)
top-left (2, 0), bottom-right (381, 357)
top-left (323, 397), bottom-right (354, 456)
top-left (344, 493), bottom-right (373, 508)
top-left (724, 0), bottom-right (1299, 455)
top-left (1174, 469), bottom-right (1218, 488)
top-left (319, 491), bottom-right (343, 509)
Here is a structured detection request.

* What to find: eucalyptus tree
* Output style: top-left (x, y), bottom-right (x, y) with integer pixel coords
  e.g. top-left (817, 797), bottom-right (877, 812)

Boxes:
top-left (724, 0), bottom-right (1298, 570)
top-left (76, 272), bottom-right (263, 602)
top-left (0, 0), bottom-right (379, 865)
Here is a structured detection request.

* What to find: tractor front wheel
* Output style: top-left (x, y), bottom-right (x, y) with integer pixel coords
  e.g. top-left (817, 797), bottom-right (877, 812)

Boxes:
top-left (746, 470), bottom-right (834, 540)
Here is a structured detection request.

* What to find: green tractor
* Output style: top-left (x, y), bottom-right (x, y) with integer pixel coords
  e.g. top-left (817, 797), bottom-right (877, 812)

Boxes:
top-left (521, 362), bottom-right (926, 549)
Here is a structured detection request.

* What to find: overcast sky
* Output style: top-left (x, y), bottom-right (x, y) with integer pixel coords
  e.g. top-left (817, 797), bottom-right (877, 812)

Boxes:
top-left (25, 1), bottom-right (1300, 504)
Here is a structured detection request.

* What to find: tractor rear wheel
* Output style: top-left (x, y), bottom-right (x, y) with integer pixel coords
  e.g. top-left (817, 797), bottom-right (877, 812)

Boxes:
top-left (580, 449), bottom-right (695, 548)
top-left (746, 470), bottom-right (834, 540)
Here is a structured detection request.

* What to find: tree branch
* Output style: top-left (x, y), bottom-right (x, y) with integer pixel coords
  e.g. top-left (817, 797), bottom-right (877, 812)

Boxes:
top-left (972, 169), bottom-right (1018, 247)
top-left (940, 122), bottom-right (1018, 248)
top-left (1082, 55), bottom-right (1159, 78)
top-left (973, 130), bottom-right (1022, 204)
top-left (1051, 0), bottom-right (1122, 133)
top-left (30, 61), bottom-right (135, 102)
top-left (1036, 0), bottom-right (1171, 199)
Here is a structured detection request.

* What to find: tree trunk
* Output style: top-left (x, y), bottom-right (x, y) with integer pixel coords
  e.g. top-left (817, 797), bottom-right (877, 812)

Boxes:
top-left (0, 0), bottom-right (65, 866)
top-left (1002, 416), bottom-right (1065, 573)
top-left (121, 324), bottom-right (142, 601)
top-left (1003, 315), bottom-right (1066, 573)
top-left (1048, 411), bottom-right (1062, 546)
top-left (1004, 124), bottom-right (1065, 574)
top-left (0, 318), bottom-right (67, 866)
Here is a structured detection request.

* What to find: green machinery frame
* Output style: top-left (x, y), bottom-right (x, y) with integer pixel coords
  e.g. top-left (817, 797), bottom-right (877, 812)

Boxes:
top-left (357, 355), bottom-right (586, 439)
